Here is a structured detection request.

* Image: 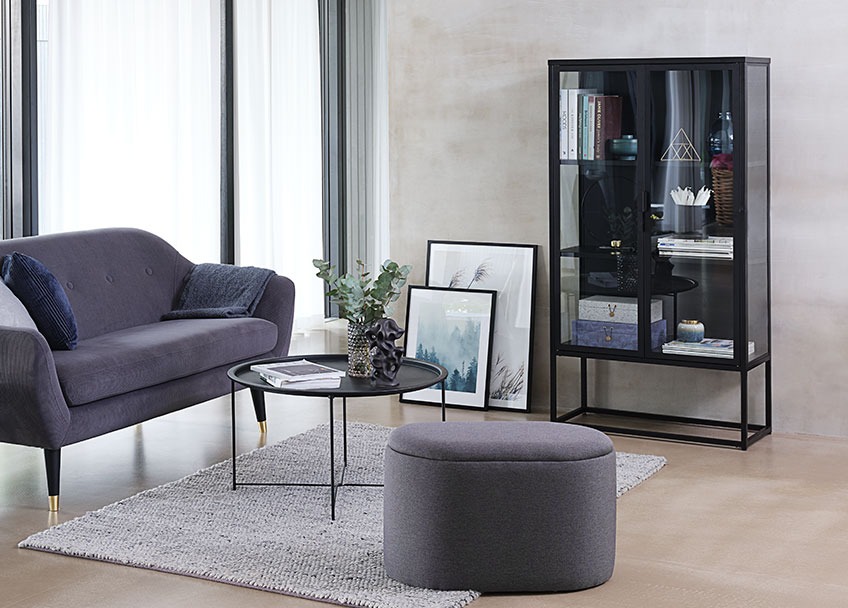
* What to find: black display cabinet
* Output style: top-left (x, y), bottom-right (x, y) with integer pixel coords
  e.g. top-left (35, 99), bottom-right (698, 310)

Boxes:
top-left (548, 57), bottom-right (771, 449)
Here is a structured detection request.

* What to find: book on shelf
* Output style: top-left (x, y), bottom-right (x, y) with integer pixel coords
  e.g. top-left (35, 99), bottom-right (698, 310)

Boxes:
top-left (567, 88), bottom-right (595, 160)
top-left (662, 338), bottom-right (755, 358)
top-left (593, 95), bottom-right (622, 160)
top-left (587, 95), bottom-right (598, 160)
top-left (658, 250), bottom-right (733, 259)
top-left (658, 235), bottom-right (733, 246)
top-left (257, 372), bottom-right (342, 390)
top-left (560, 89), bottom-right (622, 161)
top-left (250, 359), bottom-right (345, 383)
top-left (657, 236), bottom-right (733, 247)
top-left (657, 235), bottom-right (734, 258)
top-left (579, 94), bottom-right (591, 160)
top-left (559, 89), bottom-right (568, 160)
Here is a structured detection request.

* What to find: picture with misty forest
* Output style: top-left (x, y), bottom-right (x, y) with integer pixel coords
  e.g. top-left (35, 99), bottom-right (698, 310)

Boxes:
top-left (415, 320), bottom-right (480, 393)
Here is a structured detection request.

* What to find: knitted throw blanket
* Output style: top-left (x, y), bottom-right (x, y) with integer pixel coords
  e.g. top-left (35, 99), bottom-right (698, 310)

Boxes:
top-left (162, 263), bottom-right (275, 320)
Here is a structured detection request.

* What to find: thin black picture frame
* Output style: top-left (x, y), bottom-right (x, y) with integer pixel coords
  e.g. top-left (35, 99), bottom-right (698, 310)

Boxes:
top-left (400, 285), bottom-right (496, 410)
top-left (426, 240), bottom-right (538, 412)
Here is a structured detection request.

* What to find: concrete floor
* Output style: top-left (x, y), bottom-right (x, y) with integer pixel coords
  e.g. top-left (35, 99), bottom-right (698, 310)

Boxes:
top-left (2, 326), bottom-right (848, 607)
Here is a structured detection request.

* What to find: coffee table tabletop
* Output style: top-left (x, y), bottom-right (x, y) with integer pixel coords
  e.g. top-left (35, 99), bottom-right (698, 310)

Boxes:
top-left (227, 353), bottom-right (447, 398)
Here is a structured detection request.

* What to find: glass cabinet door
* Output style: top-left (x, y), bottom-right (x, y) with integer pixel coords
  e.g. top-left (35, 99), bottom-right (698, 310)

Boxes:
top-left (647, 67), bottom-right (737, 359)
top-left (557, 69), bottom-right (642, 352)
top-left (745, 62), bottom-right (770, 363)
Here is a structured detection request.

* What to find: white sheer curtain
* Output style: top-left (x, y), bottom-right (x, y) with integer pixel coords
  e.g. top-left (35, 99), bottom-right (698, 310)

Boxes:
top-left (40, 0), bottom-right (221, 264)
top-left (234, 0), bottom-right (324, 327)
top-left (39, 0), bottom-right (325, 325)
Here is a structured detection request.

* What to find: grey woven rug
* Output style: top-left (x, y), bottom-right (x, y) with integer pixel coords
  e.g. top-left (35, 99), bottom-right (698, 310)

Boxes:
top-left (20, 422), bottom-right (666, 608)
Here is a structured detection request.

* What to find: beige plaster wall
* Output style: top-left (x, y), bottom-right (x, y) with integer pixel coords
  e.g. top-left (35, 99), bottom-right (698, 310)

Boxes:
top-left (387, 0), bottom-right (848, 437)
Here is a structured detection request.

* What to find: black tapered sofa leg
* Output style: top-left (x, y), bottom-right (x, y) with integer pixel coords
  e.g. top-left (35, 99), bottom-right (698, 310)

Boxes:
top-left (44, 448), bottom-right (61, 512)
top-left (250, 388), bottom-right (267, 433)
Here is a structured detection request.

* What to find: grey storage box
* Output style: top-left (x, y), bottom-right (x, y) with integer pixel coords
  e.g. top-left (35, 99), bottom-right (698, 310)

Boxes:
top-left (572, 318), bottom-right (666, 350)
top-left (578, 295), bottom-right (663, 324)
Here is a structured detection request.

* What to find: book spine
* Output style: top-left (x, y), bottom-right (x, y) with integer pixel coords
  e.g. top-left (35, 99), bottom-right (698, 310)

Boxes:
top-left (594, 95), bottom-right (604, 159)
top-left (567, 89), bottom-right (580, 159)
top-left (560, 89), bottom-right (568, 160)
top-left (658, 243), bottom-right (733, 250)
top-left (586, 95), bottom-right (596, 160)
top-left (659, 251), bottom-right (733, 259)
top-left (578, 94), bottom-right (587, 160)
top-left (658, 236), bottom-right (733, 244)
top-left (658, 240), bottom-right (734, 246)
top-left (596, 95), bottom-right (622, 161)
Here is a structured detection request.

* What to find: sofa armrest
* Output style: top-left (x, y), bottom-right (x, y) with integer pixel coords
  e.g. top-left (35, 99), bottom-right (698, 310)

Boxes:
top-left (0, 327), bottom-right (71, 449)
top-left (252, 274), bottom-right (296, 357)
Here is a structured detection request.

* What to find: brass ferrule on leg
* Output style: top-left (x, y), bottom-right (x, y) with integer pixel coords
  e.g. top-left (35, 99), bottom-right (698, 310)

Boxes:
top-left (258, 420), bottom-right (267, 434)
top-left (48, 495), bottom-right (59, 512)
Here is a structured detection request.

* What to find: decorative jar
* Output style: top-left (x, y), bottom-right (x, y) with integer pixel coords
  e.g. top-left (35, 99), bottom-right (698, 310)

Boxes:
top-left (610, 134), bottom-right (637, 160)
top-left (677, 319), bottom-right (705, 343)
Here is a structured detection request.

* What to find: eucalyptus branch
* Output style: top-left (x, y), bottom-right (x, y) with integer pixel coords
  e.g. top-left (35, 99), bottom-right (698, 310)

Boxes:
top-left (313, 258), bottom-right (411, 325)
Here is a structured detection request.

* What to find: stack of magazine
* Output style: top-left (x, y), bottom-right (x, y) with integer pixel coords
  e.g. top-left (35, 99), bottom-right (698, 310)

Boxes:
top-left (662, 338), bottom-right (755, 359)
top-left (657, 236), bottom-right (733, 259)
top-left (250, 359), bottom-right (345, 389)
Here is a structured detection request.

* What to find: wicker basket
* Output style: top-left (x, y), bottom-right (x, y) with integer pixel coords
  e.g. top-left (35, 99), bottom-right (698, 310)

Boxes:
top-left (712, 168), bottom-right (734, 226)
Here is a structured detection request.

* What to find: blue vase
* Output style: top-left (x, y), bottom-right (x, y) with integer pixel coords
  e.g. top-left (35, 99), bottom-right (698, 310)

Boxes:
top-left (677, 319), bottom-right (704, 343)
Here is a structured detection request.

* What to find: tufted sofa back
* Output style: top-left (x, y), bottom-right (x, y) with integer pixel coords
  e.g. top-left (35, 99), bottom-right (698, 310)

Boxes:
top-left (0, 228), bottom-right (194, 341)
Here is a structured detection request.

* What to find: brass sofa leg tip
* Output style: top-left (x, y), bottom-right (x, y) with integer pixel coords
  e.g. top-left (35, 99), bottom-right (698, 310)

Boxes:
top-left (258, 421), bottom-right (267, 434)
top-left (48, 495), bottom-right (59, 512)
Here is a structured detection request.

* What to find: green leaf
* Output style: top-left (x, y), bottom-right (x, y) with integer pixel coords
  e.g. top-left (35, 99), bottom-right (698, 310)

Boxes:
top-left (313, 257), bottom-right (411, 324)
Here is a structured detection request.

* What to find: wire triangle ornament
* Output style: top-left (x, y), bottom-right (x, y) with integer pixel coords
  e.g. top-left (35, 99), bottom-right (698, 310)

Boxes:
top-left (660, 128), bottom-right (702, 162)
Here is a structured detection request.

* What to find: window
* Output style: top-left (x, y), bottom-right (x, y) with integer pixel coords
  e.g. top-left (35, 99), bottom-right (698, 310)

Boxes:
top-left (37, 0), bottom-right (222, 263)
top-left (2, 0), bottom-right (385, 327)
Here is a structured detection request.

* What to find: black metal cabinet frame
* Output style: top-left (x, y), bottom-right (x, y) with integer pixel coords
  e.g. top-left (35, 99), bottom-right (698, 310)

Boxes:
top-left (547, 57), bottom-right (771, 449)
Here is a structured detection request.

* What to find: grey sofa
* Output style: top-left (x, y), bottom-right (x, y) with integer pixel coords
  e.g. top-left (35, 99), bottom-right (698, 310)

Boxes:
top-left (0, 227), bottom-right (295, 510)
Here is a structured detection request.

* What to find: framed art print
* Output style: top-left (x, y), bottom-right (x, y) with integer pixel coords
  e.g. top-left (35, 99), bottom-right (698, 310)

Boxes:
top-left (400, 285), bottom-right (496, 410)
top-left (426, 241), bottom-right (537, 411)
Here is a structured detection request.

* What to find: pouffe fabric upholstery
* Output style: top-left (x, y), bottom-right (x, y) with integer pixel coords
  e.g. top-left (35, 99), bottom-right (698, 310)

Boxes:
top-left (383, 421), bottom-right (616, 592)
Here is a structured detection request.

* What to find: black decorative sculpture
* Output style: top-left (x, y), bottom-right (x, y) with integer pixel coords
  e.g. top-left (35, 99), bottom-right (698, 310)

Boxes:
top-left (365, 318), bottom-right (405, 387)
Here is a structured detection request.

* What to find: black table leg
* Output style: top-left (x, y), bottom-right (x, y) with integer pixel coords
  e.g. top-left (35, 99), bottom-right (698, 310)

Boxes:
top-left (343, 396), bottom-right (348, 466)
top-left (231, 380), bottom-right (237, 490)
top-left (441, 380), bottom-right (446, 422)
top-left (329, 395), bottom-right (336, 520)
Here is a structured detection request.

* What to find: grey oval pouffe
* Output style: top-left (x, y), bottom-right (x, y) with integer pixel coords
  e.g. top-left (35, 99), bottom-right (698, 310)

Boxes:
top-left (383, 421), bottom-right (616, 592)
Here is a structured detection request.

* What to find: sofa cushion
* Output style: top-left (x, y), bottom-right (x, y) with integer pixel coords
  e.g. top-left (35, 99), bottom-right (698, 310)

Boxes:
top-left (2, 252), bottom-right (78, 350)
top-left (0, 281), bottom-right (38, 330)
top-left (52, 318), bottom-right (278, 406)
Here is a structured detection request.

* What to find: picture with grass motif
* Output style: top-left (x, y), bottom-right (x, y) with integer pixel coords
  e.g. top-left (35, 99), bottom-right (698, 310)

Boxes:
top-left (426, 241), bottom-right (538, 411)
top-left (401, 286), bottom-right (496, 410)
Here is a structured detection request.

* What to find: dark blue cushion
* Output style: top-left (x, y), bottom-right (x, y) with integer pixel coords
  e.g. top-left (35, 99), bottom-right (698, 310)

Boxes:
top-left (2, 252), bottom-right (78, 350)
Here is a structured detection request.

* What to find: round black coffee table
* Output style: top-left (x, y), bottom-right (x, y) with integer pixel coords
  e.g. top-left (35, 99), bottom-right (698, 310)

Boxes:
top-left (227, 354), bottom-right (448, 519)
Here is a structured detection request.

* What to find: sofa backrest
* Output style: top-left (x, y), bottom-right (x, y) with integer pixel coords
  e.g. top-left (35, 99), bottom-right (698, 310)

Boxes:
top-left (0, 228), bottom-right (194, 340)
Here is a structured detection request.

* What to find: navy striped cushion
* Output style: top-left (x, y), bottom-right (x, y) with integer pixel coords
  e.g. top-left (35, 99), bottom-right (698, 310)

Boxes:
top-left (2, 252), bottom-right (78, 350)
